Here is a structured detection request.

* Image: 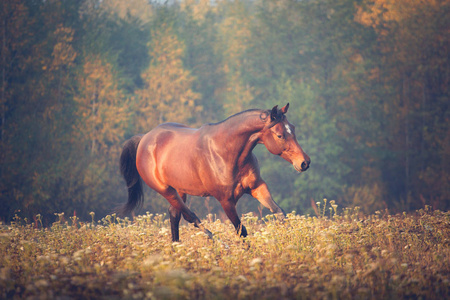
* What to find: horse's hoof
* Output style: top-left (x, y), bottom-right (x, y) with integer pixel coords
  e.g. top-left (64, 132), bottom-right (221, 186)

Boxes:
top-left (204, 229), bottom-right (214, 240)
top-left (238, 224), bottom-right (248, 237)
top-left (275, 212), bottom-right (286, 221)
top-left (198, 224), bottom-right (214, 240)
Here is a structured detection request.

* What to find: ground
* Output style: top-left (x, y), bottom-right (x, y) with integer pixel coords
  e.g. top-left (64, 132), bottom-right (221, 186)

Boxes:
top-left (1, 205), bottom-right (449, 299)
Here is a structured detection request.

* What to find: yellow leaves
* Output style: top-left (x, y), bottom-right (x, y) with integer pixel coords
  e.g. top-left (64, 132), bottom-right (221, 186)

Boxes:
top-left (217, 8), bottom-right (251, 62)
top-left (0, 0), bottom-right (29, 52)
top-left (355, 0), bottom-right (389, 28)
top-left (74, 55), bottom-right (128, 156)
top-left (50, 25), bottom-right (76, 70)
top-left (355, 0), bottom-right (418, 29)
top-left (101, 0), bottom-right (153, 24)
top-left (182, 0), bottom-right (216, 22)
top-left (215, 2), bottom-right (254, 115)
top-left (355, 0), bottom-right (446, 31)
top-left (136, 24), bottom-right (201, 131)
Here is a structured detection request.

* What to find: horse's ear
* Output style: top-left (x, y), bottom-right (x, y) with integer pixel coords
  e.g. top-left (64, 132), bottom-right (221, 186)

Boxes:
top-left (270, 105), bottom-right (278, 121)
top-left (281, 103), bottom-right (289, 114)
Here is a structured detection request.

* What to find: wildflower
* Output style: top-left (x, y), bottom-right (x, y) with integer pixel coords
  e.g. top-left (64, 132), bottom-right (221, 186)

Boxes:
top-left (250, 258), bottom-right (263, 266)
top-left (144, 255), bottom-right (162, 266)
top-left (73, 249), bottom-right (84, 258)
top-left (34, 279), bottom-right (49, 288)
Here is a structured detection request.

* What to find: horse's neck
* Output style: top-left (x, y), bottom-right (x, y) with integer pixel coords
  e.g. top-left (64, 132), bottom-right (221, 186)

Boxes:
top-left (222, 111), bottom-right (264, 134)
top-left (210, 111), bottom-right (265, 165)
top-left (212, 111), bottom-right (263, 138)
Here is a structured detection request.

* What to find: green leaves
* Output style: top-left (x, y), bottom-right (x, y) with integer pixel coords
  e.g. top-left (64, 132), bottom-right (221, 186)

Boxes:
top-left (1, 0), bottom-right (448, 223)
top-left (256, 78), bottom-right (349, 214)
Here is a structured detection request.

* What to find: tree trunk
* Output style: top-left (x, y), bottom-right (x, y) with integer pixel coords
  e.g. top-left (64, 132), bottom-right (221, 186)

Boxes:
top-left (403, 74), bottom-right (410, 209)
top-left (1, 18), bottom-right (6, 144)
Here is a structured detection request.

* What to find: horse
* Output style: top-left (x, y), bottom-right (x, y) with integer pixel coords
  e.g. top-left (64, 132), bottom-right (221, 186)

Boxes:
top-left (119, 103), bottom-right (310, 241)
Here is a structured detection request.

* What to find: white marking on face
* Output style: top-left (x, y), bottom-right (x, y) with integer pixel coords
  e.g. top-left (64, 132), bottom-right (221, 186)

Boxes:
top-left (285, 124), bottom-right (292, 135)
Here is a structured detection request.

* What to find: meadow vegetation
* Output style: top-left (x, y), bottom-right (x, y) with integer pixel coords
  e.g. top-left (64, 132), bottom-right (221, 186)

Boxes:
top-left (1, 203), bottom-right (449, 299)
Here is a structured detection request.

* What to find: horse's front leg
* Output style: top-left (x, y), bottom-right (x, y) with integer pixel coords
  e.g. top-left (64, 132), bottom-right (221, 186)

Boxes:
top-left (250, 180), bottom-right (286, 218)
top-left (219, 200), bottom-right (247, 237)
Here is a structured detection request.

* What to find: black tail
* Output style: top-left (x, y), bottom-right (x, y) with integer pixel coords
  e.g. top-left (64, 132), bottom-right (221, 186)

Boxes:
top-left (119, 135), bottom-right (144, 216)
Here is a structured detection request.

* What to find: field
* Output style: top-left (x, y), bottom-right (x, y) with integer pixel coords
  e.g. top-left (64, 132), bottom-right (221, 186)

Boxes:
top-left (1, 205), bottom-right (449, 299)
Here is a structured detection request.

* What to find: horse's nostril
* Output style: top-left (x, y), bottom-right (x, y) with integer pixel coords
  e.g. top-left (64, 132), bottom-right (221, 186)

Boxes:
top-left (301, 161), bottom-right (309, 171)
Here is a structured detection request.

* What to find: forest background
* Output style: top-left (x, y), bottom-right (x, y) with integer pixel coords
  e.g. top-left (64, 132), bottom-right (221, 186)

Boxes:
top-left (0, 0), bottom-right (448, 224)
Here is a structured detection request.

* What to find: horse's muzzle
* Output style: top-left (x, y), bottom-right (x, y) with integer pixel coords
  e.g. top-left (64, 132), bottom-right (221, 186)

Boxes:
top-left (294, 159), bottom-right (310, 172)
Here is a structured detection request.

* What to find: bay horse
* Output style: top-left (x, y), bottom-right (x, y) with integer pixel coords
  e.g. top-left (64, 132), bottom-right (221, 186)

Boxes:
top-left (119, 103), bottom-right (310, 241)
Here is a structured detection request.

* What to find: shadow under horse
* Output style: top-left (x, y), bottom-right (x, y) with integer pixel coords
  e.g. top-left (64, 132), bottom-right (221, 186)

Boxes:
top-left (119, 103), bottom-right (310, 241)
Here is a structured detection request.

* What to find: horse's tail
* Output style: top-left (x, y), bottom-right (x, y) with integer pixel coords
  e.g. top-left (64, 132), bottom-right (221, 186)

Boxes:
top-left (118, 135), bottom-right (144, 216)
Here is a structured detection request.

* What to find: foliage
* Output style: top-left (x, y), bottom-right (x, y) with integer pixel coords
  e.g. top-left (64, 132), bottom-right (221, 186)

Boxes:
top-left (350, 0), bottom-right (450, 211)
top-left (0, 0), bottom-right (448, 223)
top-left (257, 78), bottom-right (349, 214)
top-left (0, 208), bottom-right (449, 299)
top-left (135, 20), bottom-right (201, 131)
top-left (214, 0), bottom-right (254, 116)
top-left (74, 55), bottom-right (128, 156)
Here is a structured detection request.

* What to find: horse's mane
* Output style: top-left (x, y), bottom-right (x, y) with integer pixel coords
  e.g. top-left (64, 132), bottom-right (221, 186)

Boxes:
top-left (207, 109), bottom-right (266, 126)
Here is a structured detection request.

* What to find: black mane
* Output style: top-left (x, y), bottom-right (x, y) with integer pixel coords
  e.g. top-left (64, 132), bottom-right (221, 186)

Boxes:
top-left (206, 109), bottom-right (266, 126)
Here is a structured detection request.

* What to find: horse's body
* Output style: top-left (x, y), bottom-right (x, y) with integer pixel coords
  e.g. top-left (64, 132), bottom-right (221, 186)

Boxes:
top-left (120, 104), bottom-right (310, 241)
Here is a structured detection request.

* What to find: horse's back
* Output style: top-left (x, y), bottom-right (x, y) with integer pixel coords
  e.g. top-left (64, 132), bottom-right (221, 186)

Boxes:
top-left (138, 123), bottom-right (199, 161)
top-left (158, 122), bottom-right (190, 129)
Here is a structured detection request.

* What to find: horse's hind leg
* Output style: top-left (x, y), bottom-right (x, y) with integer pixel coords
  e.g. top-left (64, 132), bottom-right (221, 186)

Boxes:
top-left (168, 193), bottom-right (186, 242)
top-left (163, 188), bottom-right (213, 240)
top-left (168, 205), bottom-right (181, 242)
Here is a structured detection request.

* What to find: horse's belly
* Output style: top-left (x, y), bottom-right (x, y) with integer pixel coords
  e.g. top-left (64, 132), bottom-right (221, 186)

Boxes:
top-left (163, 164), bottom-right (212, 196)
top-left (177, 187), bottom-right (211, 198)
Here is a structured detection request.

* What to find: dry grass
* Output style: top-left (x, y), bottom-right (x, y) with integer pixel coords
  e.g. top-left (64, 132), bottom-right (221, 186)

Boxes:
top-left (1, 205), bottom-right (449, 299)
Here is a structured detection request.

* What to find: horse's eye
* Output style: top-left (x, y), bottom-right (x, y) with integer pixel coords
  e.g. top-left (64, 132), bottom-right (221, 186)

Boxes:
top-left (277, 134), bottom-right (284, 139)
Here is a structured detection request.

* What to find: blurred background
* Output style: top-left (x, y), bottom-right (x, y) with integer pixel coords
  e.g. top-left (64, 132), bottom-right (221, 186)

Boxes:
top-left (0, 0), bottom-right (448, 224)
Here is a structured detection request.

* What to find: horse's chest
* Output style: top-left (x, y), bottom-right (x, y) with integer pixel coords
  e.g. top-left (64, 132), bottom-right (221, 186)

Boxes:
top-left (233, 182), bottom-right (246, 199)
top-left (221, 172), bottom-right (253, 200)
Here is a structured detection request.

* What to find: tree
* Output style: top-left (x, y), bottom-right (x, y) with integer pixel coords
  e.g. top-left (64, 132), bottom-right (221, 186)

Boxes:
top-left (215, 0), bottom-right (254, 115)
top-left (0, 0), bottom-right (32, 222)
top-left (1, 0), bottom-right (447, 223)
top-left (135, 22), bottom-right (201, 132)
top-left (0, 0), bottom-right (30, 145)
top-left (61, 55), bottom-right (128, 216)
top-left (74, 55), bottom-right (128, 156)
top-left (101, 0), bottom-right (153, 23)
top-left (256, 77), bottom-right (349, 215)
top-left (355, 0), bottom-right (450, 210)
top-left (100, 0), bottom-right (152, 92)
top-left (179, 0), bottom-right (223, 122)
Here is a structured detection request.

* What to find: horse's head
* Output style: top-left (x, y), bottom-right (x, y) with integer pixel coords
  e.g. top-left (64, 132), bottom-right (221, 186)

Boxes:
top-left (260, 103), bottom-right (311, 172)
